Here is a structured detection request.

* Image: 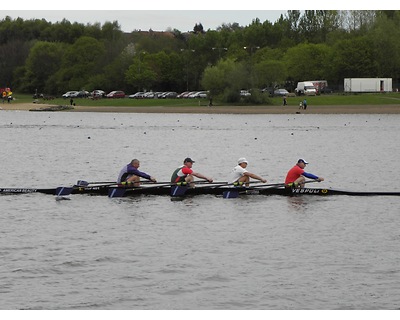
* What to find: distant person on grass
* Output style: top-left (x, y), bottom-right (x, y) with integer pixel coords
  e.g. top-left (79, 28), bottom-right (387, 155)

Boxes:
top-left (303, 99), bottom-right (307, 110)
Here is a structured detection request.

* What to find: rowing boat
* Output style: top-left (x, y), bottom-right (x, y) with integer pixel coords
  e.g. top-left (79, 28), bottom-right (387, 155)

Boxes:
top-left (0, 187), bottom-right (73, 195)
top-left (2, 185), bottom-right (400, 197)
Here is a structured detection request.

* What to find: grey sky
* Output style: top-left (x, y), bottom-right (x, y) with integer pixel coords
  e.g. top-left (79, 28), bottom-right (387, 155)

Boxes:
top-left (3, 1), bottom-right (380, 33)
top-left (3, 10), bottom-right (287, 33)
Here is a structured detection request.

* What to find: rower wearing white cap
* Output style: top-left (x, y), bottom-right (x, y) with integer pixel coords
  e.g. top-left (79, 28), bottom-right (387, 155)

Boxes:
top-left (285, 159), bottom-right (324, 188)
top-left (229, 158), bottom-right (267, 186)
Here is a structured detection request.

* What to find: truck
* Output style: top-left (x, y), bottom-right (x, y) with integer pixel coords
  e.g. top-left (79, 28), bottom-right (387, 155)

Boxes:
top-left (295, 81), bottom-right (317, 96)
top-left (307, 80), bottom-right (330, 94)
top-left (344, 78), bottom-right (392, 93)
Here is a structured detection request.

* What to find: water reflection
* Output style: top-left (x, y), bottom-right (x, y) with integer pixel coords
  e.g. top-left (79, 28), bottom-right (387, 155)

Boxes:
top-left (286, 196), bottom-right (307, 212)
top-left (1, 112), bottom-right (400, 309)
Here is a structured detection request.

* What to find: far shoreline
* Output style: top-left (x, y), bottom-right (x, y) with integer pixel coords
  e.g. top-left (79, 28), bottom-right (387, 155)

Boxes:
top-left (1, 102), bottom-right (400, 114)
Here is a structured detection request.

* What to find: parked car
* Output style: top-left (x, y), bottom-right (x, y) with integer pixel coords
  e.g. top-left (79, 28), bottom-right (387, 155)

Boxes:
top-left (182, 91), bottom-right (197, 98)
top-left (261, 87), bottom-right (274, 95)
top-left (319, 87), bottom-right (334, 94)
top-left (177, 91), bottom-right (189, 98)
top-left (190, 91), bottom-right (208, 98)
top-left (143, 92), bottom-right (155, 99)
top-left (274, 89), bottom-right (289, 96)
top-left (106, 91), bottom-right (125, 98)
top-left (128, 92), bottom-right (145, 99)
top-left (76, 90), bottom-right (89, 98)
top-left (160, 92), bottom-right (178, 99)
top-left (240, 90), bottom-right (251, 97)
top-left (187, 91), bottom-right (200, 98)
top-left (153, 92), bottom-right (165, 98)
top-left (91, 90), bottom-right (105, 98)
top-left (62, 91), bottom-right (79, 98)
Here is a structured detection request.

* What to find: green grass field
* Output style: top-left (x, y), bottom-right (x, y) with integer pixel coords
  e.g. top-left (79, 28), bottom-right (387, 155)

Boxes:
top-left (12, 92), bottom-right (400, 108)
top-left (279, 92), bottom-right (400, 106)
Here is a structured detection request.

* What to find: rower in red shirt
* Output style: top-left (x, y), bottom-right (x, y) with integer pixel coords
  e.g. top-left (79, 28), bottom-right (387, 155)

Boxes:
top-left (171, 157), bottom-right (213, 187)
top-left (285, 159), bottom-right (324, 188)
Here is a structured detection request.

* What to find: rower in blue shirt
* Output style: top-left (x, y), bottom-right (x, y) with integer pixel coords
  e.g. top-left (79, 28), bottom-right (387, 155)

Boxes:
top-left (117, 159), bottom-right (157, 186)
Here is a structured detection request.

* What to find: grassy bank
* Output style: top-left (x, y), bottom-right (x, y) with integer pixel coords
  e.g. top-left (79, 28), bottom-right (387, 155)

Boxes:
top-left (11, 92), bottom-right (400, 108)
top-left (279, 92), bottom-right (400, 106)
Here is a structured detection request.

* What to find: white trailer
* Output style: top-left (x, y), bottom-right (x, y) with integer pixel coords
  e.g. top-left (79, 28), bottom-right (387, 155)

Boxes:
top-left (344, 78), bottom-right (392, 93)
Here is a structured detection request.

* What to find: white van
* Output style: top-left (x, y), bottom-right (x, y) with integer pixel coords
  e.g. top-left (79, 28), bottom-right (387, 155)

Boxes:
top-left (295, 82), bottom-right (317, 96)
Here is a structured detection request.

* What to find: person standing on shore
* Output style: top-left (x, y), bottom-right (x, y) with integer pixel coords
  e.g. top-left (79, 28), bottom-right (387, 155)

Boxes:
top-left (285, 159), bottom-right (324, 188)
top-left (303, 99), bottom-right (308, 110)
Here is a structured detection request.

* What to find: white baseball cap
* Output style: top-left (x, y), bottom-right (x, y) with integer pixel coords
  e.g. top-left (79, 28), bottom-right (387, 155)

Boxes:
top-left (238, 158), bottom-right (248, 164)
top-left (297, 159), bottom-right (309, 164)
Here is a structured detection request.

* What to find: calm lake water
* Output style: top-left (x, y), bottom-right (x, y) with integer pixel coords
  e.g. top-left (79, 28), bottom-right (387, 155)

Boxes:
top-left (1, 110), bottom-right (399, 310)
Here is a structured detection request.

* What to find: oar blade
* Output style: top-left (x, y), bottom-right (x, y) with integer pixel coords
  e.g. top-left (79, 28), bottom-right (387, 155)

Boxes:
top-left (223, 190), bottom-right (240, 199)
top-left (55, 187), bottom-right (74, 196)
top-left (108, 188), bottom-right (126, 198)
top-left (170, 185), bottom-right (188, 197)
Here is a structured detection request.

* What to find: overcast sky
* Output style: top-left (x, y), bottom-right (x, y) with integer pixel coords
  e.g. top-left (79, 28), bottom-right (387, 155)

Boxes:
top-left (2, 10), bottom-right (287, 33)
top-left (3, 1), bottom-right (387, 33)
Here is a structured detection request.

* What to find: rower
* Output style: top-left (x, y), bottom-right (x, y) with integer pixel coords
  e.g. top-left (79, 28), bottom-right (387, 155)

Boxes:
top-left (117, 159), bottom-right (157, 187)
top-left (229, 158), bottom-right (267, 187)
top-left (285, 159), bottom-right (324, 188)
top-left (171, 157), bottom-right (213, 188)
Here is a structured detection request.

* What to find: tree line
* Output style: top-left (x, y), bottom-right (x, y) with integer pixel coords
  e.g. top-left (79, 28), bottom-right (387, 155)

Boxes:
top-left (1, 10), bottom-right (399, 103)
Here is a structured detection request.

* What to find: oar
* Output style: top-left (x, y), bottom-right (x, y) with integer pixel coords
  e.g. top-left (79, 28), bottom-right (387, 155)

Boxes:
top-left (249, 179), bottom-right (320, 189)
top-left (76, 180), bottom-right (116, 186)
top-left (250, 182), bottom-right (285, 189)
top-left (108, 187), bottom-right (126, 198)
top-left (170, 180), bottom-right (264, 198)
top-left (211, 180), bottom-right (265, 189)
top-left (77, 180), bottom-right (172, 187)
top-left (77, 180), bottom-right (172, 194)
top-left (54, 187), bottom-right (74, 200)
top-left (221, 183), bottom-right (279, 199)
top-left (204, 181), bottom-right (264, 198)
top-left (170, 184), bottom-right (188, 197)
top-left (192, 181), bottom-right (228, 185)
top-left (169, 180), bottom-right (227, 197)
top-left (108, 183), bottom-right (173, 198)
top-left (169, 180), bottom-right (266, 198)
top-left (287, 180), bottom-right (320, 188)
top-left (55, 187), bottom-right (74, 196)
